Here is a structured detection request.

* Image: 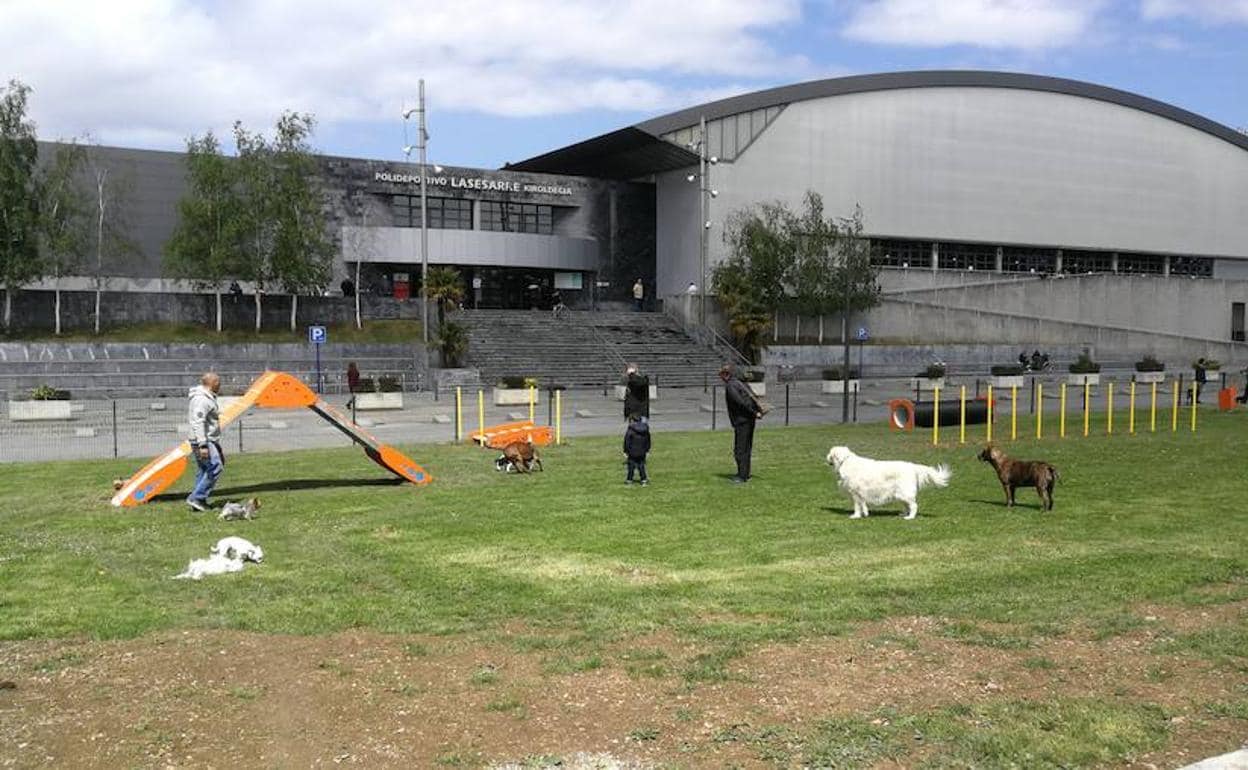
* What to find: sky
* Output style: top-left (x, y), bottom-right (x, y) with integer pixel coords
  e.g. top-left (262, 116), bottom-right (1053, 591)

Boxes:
top-left (1, 0), bottom-right (1245, 169)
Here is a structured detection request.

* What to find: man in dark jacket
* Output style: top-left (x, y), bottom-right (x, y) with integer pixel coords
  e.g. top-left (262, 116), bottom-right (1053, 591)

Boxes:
top-left (623, 415), bottom-right (651, 485)
top-left (624, 363), bottom-right (650, 421)
top-left (719, 364), bottom-right (761, 483)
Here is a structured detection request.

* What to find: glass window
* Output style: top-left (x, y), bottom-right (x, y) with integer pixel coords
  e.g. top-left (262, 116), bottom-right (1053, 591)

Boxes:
top-left (1118, 252), bottom-right (1165, 275)
top-left (871, 239), bottom-right (930, 268)
top-left (391, 195), bottom-right (472, 229)
top-left (941, 242), bottom-right (998, 271)
top-left (1169, 256), bottom-right (1212, 277)
top-left (1060, 249), bottom-right (1114, 274)
top-left (1001, 246), bottom-right (1056, 274)
top-left (480, 201), bottom-right (557, 234)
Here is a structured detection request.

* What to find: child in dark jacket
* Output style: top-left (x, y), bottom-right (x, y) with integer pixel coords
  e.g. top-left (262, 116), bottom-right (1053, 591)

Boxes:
top-left (623, 416), bottom-right (651, 485)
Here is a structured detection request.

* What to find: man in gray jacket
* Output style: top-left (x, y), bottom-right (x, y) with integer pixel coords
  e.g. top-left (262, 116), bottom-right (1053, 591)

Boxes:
top-left (186, 372), bottom-right (224, 511)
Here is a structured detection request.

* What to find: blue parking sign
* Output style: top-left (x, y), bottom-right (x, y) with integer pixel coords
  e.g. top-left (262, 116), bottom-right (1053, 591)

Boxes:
top-left (308, 325), bottom-right (327, 344)
top-left (856, 326), bottom-right (869, 342)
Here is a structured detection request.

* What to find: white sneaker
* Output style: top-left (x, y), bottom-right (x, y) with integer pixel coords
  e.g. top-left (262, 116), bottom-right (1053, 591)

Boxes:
top-left (186, 498), bottom-right (209, 513)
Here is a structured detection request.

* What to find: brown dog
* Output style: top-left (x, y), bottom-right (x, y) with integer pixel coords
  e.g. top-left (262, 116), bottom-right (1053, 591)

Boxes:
top-left (978, 443), bottom-right (1058, 510)
top-left (499, 439), bottom-right (543, 473)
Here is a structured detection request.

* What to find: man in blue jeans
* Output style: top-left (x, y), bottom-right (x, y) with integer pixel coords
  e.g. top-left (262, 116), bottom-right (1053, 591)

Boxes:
top-left (186, 372), bottom-right (224, 511)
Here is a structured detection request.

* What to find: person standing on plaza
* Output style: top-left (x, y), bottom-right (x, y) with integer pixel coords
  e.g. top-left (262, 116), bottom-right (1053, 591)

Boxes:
top-left (720, 363), bottom-right (762, 483)
top-left (623, 363), bottom-right (650, 421)
top-left (186, 372), bottom-right (224, 511)
top-left (632, 278), bottom-right (644, 311)
top-left (345, 361), bottom-right (361, 408)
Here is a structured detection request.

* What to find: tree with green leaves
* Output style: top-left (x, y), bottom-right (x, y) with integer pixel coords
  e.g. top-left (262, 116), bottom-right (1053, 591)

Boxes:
top-left (166, 131), bottom-right (242, 333)
top-left (0, 80), bottom-right (40, 332)
top-left (270, 112), bottom-right (333, 332)
top-left (423, 266), bottom-right (464, 329)
top-left (85, 139), bottom-right (139, 335)
top-left (38, 141), bottom-right (90, 335)
top-left (231, 120), bottom-right (277, 332)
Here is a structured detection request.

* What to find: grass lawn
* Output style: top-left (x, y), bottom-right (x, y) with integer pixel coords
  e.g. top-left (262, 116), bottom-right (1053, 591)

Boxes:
top-left (1, 319), bottom-right (423, 345)
top-left (2, 413), bottom-right (1246, 767)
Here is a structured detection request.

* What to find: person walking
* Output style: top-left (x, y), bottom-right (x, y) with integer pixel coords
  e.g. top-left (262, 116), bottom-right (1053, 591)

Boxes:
top-left (346, 361), bottom-right (361, 408)
top-left (186, 372), bottom-right (224, 511)
top-left (623, 416), bottom-right (651, 486)
top-left (632, 278), bottom-right (644, 311)
top-left (720, 363), bottom-right (762, 483)
top-left (1192, 357), bottom-right (1208, 404)
top-left (623, 363), bottom-right (650, 421)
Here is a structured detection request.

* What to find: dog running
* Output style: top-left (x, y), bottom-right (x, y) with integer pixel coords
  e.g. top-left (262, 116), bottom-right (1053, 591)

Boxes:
top-left (825, 446), bottom-right (951, 520)
top-left (218, 498), bottom-right (261, 521)
top-left (495, 439), bottom-right (543, 474)
top-left (977, 443), bottom-right (1059, 510)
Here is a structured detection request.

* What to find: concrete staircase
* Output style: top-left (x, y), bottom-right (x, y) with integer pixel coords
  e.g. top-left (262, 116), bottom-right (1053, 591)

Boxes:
top-left (454, 309), bottom-right (726, 388)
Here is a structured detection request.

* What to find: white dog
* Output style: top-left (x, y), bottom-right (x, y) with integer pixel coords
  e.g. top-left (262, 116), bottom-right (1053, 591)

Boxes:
top-left (826, 446), bottom-right (951, 520)
top-left (172, 553), bottom-right (244, 580)
top-left (211, 536), bottom-right (264, 563)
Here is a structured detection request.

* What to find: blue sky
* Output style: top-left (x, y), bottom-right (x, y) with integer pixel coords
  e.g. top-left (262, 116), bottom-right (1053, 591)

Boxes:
top-left (2, 1), bottom-right (1245, 169)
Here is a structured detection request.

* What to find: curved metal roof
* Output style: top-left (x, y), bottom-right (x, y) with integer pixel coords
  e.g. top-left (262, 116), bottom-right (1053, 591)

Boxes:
top-left (509, 70), bottom-right (1248, 177)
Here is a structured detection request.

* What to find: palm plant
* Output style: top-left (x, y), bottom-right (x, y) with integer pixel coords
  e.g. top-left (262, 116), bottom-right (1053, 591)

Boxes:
top-left (423, 266), bottom-right (465, 328)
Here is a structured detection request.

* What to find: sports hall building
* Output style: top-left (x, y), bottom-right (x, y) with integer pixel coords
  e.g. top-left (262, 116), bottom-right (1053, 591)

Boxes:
top-left (40, 71), bottom-right (1248, 342)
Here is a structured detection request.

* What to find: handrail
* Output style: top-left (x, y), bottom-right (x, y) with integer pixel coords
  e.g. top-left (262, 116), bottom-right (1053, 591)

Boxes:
top-left (661, 305), bottom-right (750, 366)
top-left (583, 315), bottom-right (629, 381)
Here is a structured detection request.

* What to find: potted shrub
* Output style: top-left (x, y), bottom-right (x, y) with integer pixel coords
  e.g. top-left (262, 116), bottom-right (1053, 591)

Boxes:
top-left (1068, 349), bottom-right (1101, 386)
top-left (494, 375), bottom-right (540, 406)
top-left (741, 367), bottom-right (766, 397)
top-left (990, 363), bottom-right (1026, 389)
top-left (820, 365), bottom-right (860, 394)
top-left (910, 362), bottom-right (946, 391)
top-left (1133, 354), bottom-right (1166, 384)
top-left (9, 384), bottom-right (74, 421)
top-left (355, 375), bottom-right (404, 410)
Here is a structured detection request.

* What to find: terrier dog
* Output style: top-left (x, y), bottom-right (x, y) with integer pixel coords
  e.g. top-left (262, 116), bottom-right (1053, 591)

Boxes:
top-left (977, 443), bottom-right (1058, 510)
top-left (218, 498), bottom-right (261, 521)
top-left (496, 439), bottom-right (543, 473)
top-left (210, 536), bottom-right (264, 563)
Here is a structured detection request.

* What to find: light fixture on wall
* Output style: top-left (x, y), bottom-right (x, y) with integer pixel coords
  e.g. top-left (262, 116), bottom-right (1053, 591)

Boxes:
top-left (686, 117), bottom-right (719, 325)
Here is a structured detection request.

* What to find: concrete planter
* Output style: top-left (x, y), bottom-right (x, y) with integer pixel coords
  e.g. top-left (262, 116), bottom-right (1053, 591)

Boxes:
top-left (909, 377), bottom-right (946, 391)
top-left (1067, 373), bottom-right (1101, 387)
top-left (820, 379), bottom-right (860, 394)
top-left (991, 375), bottom-right (1026, 389)
top-left (1132, 371), bottom-right (1166, 384)
top-left (9, 400), bottom-right (74, 421)
top-left (747, 382), bottom-right (766, 397)
top-left (494, 387), bottom-right (539, 406)
top-left (355, 392), bottom-right (404, 410)
top-left (614, 384), bottom-right (659, 401)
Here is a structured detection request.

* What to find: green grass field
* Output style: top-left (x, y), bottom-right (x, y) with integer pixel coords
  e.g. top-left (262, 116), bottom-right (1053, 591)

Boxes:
top-left (2, 414), bottom-right (1246, 767)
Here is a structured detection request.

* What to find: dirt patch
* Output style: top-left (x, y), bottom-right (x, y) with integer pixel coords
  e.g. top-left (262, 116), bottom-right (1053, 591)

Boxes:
top-left (1, 603), bottom-right (1246, 768)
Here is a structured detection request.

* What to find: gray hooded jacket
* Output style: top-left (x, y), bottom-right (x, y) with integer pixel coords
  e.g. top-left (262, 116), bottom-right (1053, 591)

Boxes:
top-left (187, 385), bottom-right (221, 445)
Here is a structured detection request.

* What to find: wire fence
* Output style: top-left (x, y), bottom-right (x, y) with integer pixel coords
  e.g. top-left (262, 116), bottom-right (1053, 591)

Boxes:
top-left (3, 371), bottom-right (1241, 465)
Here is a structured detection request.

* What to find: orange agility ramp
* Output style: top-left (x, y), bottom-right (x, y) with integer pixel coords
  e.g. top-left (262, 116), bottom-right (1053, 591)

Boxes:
top-left (468, 420), bottom-right (553, 449)
top-left (111, 371), bottom-right (430, 507)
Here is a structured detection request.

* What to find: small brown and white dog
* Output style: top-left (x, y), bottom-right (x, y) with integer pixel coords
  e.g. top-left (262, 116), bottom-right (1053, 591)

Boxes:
top-left (218, 498), bottom-right (261, 521)
top-left (977, 444), bottom-right (1058, 510)
top-left (496, 439), bottom-right (543, 473)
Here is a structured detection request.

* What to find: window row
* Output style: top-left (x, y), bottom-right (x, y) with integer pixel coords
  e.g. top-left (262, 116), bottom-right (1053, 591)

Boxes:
top-left (868, 239), bottom-right (1212, 277)
top-left (391, 196), bottom-right (473, 230)
top-left (480, 202), bottom-right (554, 234)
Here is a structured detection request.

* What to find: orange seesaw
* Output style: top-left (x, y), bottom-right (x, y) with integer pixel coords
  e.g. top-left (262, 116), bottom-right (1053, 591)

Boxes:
top-left (110, 371), bottom-right (431, 507)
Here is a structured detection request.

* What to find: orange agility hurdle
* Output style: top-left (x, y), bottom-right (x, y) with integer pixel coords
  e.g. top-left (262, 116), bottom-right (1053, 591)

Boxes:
top-left (111, 371), bottom-right (431, 507)
top-left (469, 420), bottom-right (553, 449)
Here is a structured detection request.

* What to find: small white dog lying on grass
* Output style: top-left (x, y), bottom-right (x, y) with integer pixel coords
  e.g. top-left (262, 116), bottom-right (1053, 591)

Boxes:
top-left (826, 446), bottom-right (951, 520)
top-left (172, 537), bottom-right (264, 580)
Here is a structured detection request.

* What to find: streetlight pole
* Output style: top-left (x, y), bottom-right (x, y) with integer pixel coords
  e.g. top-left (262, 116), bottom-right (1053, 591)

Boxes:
top-left (687, 116), bottom-right (717, 326)
top-left (403, 81), bottom-right (431, 384)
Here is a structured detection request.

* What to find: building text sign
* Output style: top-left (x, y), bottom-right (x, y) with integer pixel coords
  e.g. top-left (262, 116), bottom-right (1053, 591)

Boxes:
top-left (373, 171), bottom-right (573, 196)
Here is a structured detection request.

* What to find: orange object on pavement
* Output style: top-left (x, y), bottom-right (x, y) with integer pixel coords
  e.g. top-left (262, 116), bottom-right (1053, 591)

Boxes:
top-left (469, 420), bottom-right (553, 448)
top-left (111, 371), bottom-right (430, 507)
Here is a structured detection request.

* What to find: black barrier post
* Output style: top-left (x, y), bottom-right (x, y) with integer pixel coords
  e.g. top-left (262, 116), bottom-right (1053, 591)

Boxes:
top-left (547, 390), bottom-right (553, 425)
top-left (703, 372), bottom-right (708, 393)
top-left (603, 378), bottom-right (608, 398)
top-left (853, 381), bottom-right (859, 422)
top-left (112, 401), bottom-right (118, 458)
top-left (1178, 372), bottom-right (1185, 404)
top-left (1030, 376), bottom-right (1036, 414)
top-left (785, 383), bottom-right (790, 426)
top-left (433, 377), bottom-right (439, 402)
top-left (975, 378), bottom-right (981, 398)
top-left (239, 417), bottom-right (244, 453)
top-left (351, 398), bottom-right (357, 425)
top-left (711, 386), bottom-right (717, 430)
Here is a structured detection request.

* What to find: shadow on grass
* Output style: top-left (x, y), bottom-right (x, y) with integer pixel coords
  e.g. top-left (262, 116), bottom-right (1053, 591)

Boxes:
top-left (968, 498), bottom-right (1046, 511)
top-left (819, 504), bottom-right (939, 519)
top-left (153, 477), bottom-right (404, 501)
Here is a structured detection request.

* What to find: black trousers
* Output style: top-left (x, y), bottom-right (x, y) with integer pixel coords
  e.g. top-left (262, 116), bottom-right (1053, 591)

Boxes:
top-left (732, 420), bottom-right (755, 480)
top-left (627, 458), bottom-right (648, 481)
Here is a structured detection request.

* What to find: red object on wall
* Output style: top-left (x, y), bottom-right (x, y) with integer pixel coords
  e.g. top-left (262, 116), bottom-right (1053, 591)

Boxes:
top-left (393, 272), bottom-right (410, 300)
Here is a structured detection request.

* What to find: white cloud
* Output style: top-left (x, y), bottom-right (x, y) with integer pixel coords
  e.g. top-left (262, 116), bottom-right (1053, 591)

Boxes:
top-left (0, 0), bottom-right (808, 147)
top-left (1140, 0), bottom-right (1248, 24)
top-left (842, 0), bottom-right (1104, 49)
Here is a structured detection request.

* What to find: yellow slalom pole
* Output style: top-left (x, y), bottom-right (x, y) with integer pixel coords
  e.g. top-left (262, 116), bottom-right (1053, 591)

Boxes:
top-left (1010, 385), bottom-right (1018, 440)
top-left (477, 389), bottom-right (485, 443)
top-left (555, 389), bottom-right (562, 445)
top-left (1059, 383), bottom-right (1067, 438)
top-left (455, 387), bottom-right (463, 442)
top-left (986, 385), bottom-right (994, 443)
top-left (1150, 382), bottom-right (1157, 433)
top-left (932, 387), bottom-right (940, 446)
top-left (1170, 379), bottom-right (1179, 432)
top-left (1107, 381), bottom-right (1114, 435)
top-left (1082, 381), bottom-right (1090, 437)
top-left (1035, 382), bottom-right (1043, 439)
top-left (959, 386), bottom-right (967, 445)
top-left (1129, 381), bottom-right (1136, 435)
top-left (529, 385), bottom-right (536, 423)
top-left (1190, 382), bottom-right (1197, 433)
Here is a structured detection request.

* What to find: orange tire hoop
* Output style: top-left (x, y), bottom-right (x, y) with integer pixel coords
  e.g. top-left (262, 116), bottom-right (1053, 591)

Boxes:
top-left (888, 398), bottom-right (915, 432)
